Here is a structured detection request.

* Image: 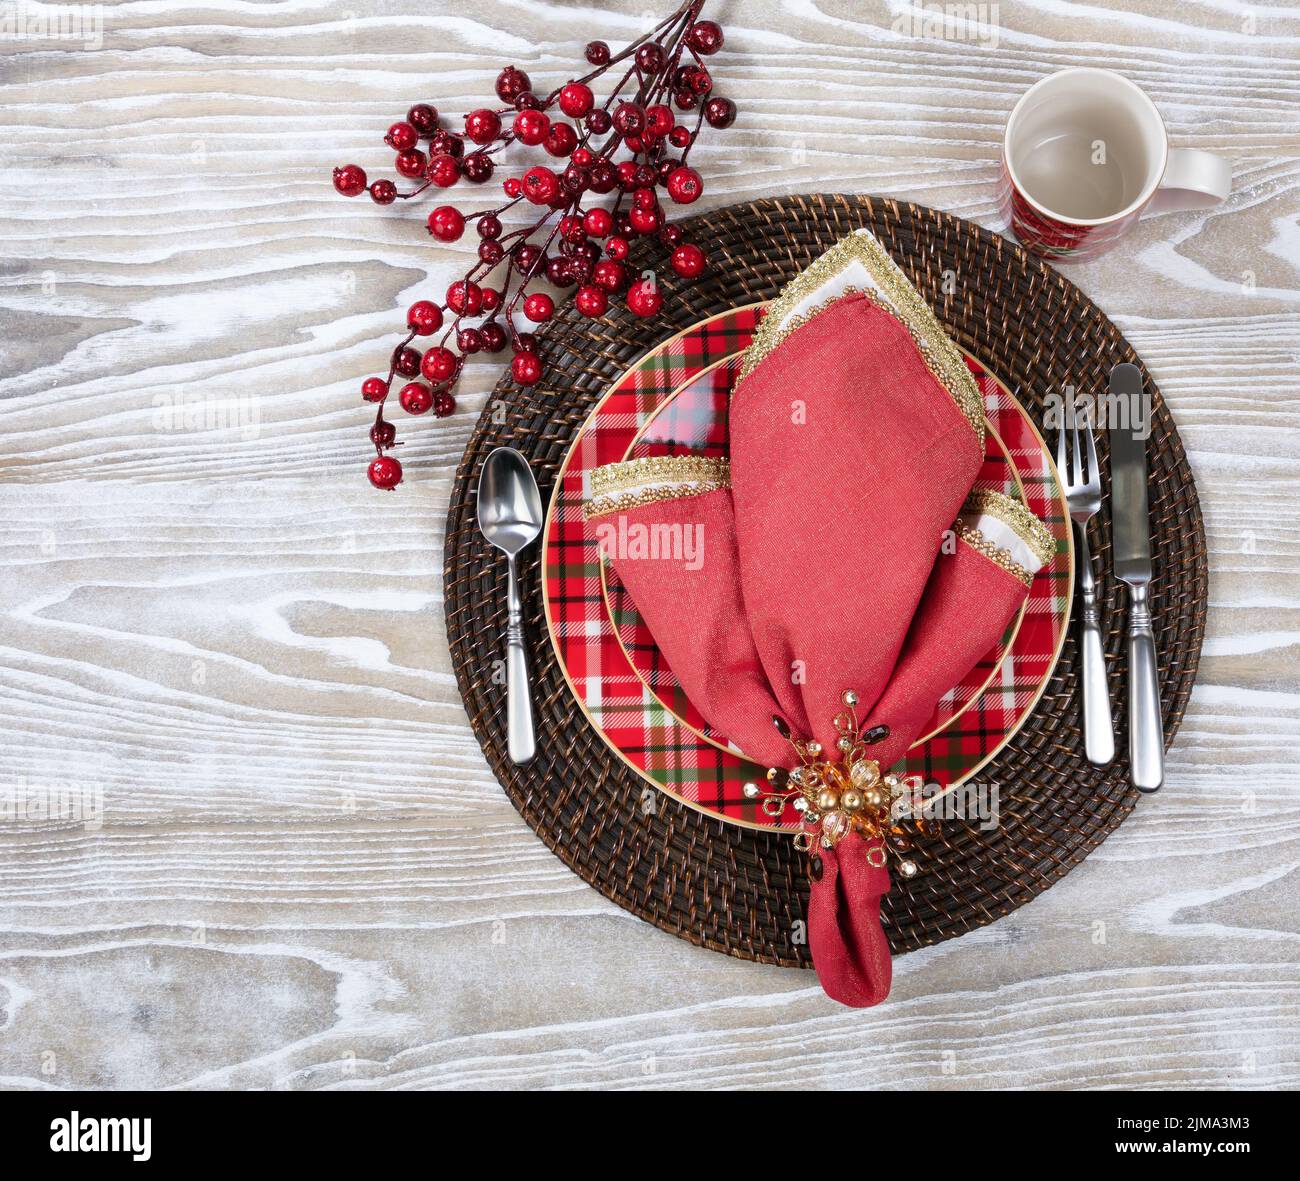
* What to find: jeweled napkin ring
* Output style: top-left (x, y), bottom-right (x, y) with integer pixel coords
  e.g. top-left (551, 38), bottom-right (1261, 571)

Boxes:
top-left (742, 690), bottom-right (928, 872)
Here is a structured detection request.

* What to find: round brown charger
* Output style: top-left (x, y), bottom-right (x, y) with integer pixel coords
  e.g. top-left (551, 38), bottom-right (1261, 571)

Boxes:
top-left (443, 194), bottom-right (1208, 968)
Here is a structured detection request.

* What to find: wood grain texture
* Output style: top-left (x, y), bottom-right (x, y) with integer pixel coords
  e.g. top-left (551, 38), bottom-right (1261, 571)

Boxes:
top-left (1, 0), bottom-right (1298, 1091)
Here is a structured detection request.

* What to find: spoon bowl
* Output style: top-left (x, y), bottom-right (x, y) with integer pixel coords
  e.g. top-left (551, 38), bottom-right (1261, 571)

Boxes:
top-left (478, 446), bottom-right (544, 556)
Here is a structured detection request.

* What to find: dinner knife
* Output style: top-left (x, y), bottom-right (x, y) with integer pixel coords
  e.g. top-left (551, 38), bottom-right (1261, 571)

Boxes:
top-left (1109, 363), bottom-right (1163, 792)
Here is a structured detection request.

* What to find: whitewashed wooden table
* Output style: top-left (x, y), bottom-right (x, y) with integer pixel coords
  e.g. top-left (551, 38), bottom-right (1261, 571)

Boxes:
top-left (1, 0), bottom-right (1297, 1090)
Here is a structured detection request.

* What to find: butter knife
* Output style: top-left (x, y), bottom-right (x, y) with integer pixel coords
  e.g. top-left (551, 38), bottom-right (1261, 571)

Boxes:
top-left (1109, 363), bottom-right (1163, 792)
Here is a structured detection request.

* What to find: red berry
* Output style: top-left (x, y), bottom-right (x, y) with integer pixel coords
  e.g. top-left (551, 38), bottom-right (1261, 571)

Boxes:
top-left (558, 213), bottom-right (586, 242)
top-left (460, 151), bottom-right (494, 184)
top-left (480, 322), bottom-right (508, 353)
top-left (687, 20), bottom-right (724, 55)
top-left (503, 177), bottom-right (523, 199)
top-left (585, 109), bottom-right (612, 135)
top-left (457, 327), bottom-right (484, 354)
top-left (585, 40), bottom-right (610, 66)
top-left (593, 259), bottom-right (627, 292)
top-left (446, 280), bottom-right (483, 316)
top-left (513, 243), bottom-right (545, 277)
top-left (422, 347), bottom-right (460, 383)
top-left (626, 277), bottom-right (663, 317)
top-left (369, 179), bottom-right (397, 205)
top-left (385, 121), bottom-right (419, 152)
top-left (559, 82), bottom-right (594, 118)
top-left (333, 165), bottom-right (367, 196)
top-left (575, 284), bottom-right (608, 317)
top-left (686, 66), bottom-right (713, 94)
top-left (613, 102), bottom-right (645, 136)
top-left (361, 376), bottom-right (389, 403)
top-left (635, 43), bottom-right (665, 73)
top-left (394, 149), bottom-right (426, 179)
top-left (464, 108), bottom-right (502, 145)
top-left (368, 455), bottom-right (403, 490)
top-left (427, 205), bottom-right (465, 242)
top-left (511, 351), bottom-right (543, 385)
top-left (407, 103), bottom-right (438, 136)
top-left (523, 292), bottom-right (555, 322)
top-left (479, 239), bottom-right (504, 265)
top-left (513, 109), bottom-right (550, 146)
top-left (495, 66), bottom-right (531, 103)
top-left (394, 346), bottom-right (422, 377)
top-left (666, 165), bottom-right (703, 204)
top-left (370, 419), bottom-right (397, 448)
top-left (521, 165), bottom-right (560, 205)
top-left (432, 390), bottom-right (456, 417)
top-left (399, 382), bottom-right (434, 414)
top-left (477, 213), bottom-right (503, 239)
top-left (605, 236), bottom-right (630, 261)
top-left (429, 129), bottom-right (464, 158)
top-left (407, 300), bottom-right (444, 335)
top-left (588, 161), bottom-right (617, 193)
top-left (645, 104), bottom-right (674, 137)
top-left (544, 122), bottom-right (578, 158)
top-left (668, 125), bottom-right (691, 148)
top-left (674, 89), bottom-right (699, 111)
top-left (583, 207), bottom-right (613, 238)
top-left (562, 162), bottom-right (589, 194)
top-left (514, 91), bottom-right (541, 111)
top-left (629, 204), bottom-right (661, 235)
top-left (704, 96), bottom-right (737, 129)
top-left (480, 286), bottom-right (501, 311)
top-left (427, 153), bottom-right (460, 187)
top-left (547, 256), bottom-right (576, 288)
top-left (659, 223), bottom-right (683, 247)
top-left (670, 243), bottom-right (706, 278)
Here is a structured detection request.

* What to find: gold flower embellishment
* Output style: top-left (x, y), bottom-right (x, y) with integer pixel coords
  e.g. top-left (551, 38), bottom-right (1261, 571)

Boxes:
top-left (742, 690), bottom-right (928, 875)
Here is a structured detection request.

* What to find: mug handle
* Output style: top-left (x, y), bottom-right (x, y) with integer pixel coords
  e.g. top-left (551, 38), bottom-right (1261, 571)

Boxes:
top-left (1150, 149), bottom-right (1231, 213)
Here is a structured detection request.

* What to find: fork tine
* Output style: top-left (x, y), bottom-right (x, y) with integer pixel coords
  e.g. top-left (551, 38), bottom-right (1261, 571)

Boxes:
top-left (1071, 409), bottom-right (1083, 486)
top-left (1056, 421), bottom-right (1069, 482)
top-left (1083, 412), bottom-right (1100, 490)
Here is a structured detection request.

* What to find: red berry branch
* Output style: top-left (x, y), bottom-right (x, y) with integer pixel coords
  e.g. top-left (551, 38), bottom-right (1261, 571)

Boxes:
top-left (331, 0), bottom-right (735, 490)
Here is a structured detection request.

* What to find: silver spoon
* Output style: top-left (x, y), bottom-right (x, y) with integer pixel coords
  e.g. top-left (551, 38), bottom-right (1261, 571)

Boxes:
top-left (477, 446), bottom-right (543, 764)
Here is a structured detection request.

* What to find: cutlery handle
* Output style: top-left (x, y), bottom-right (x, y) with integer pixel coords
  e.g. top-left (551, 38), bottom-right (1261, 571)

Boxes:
top-left (1127, 582), bottom-right (1164, 792)
top-left (1073, 521), bottom-right (1115, 766)
top-left (505, 555), bottom-right (536, 765)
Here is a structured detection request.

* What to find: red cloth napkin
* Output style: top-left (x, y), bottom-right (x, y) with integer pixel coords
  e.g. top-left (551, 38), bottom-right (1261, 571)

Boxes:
top-left (585, 231), bottom-right (1055, 1006)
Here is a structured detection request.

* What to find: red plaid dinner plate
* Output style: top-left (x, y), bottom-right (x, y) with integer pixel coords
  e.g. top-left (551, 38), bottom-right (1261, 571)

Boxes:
top-left (542, 306), bottom-right (1073, 831)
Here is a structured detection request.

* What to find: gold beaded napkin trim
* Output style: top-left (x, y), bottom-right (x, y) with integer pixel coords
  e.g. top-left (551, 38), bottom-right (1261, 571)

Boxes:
top-left (952, 489), bottom-right (1056, 588)
top-left (735, 230), bottom-right (987, 448)
top-left (584, 455), bottom-right (730, 519)
top-left (965, 489), bottom-right (1057, 566)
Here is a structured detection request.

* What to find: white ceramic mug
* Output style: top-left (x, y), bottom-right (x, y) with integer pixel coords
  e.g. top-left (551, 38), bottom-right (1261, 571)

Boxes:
top-left (1001, 68), bottom-right (1231, 261)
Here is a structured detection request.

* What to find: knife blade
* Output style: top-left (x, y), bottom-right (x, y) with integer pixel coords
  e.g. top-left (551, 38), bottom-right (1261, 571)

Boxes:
top-left (1108, 362), bottom-right (1163, 791)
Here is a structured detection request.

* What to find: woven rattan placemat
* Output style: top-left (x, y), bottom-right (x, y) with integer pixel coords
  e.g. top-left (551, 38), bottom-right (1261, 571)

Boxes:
top-left (444, 194), bottom-right (1207, 968)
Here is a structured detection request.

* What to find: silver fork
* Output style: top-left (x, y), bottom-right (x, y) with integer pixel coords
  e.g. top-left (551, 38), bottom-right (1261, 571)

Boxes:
top-left (1058, 405), bottom-right (1115, 766)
